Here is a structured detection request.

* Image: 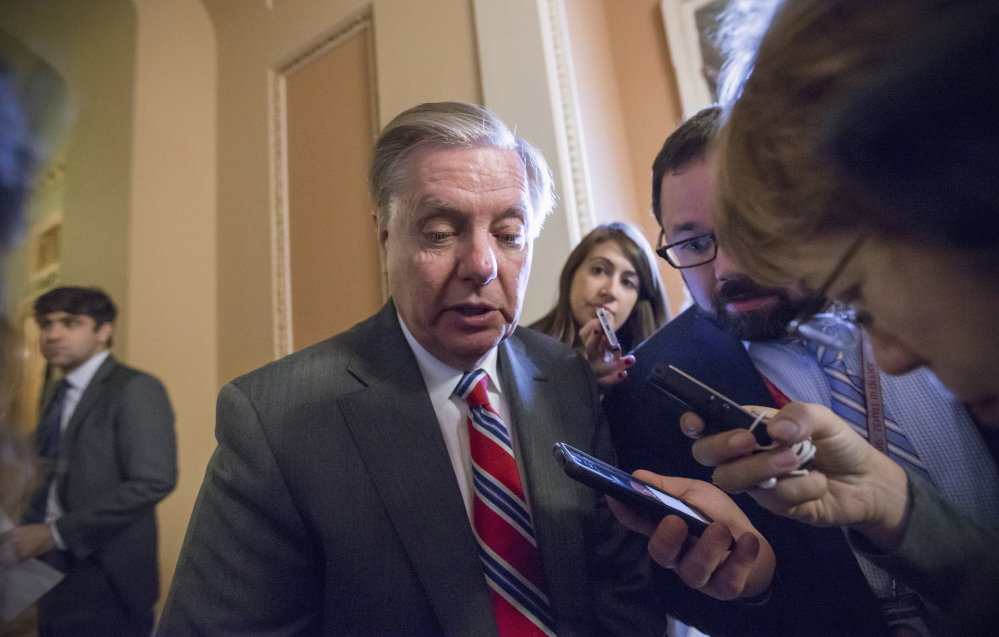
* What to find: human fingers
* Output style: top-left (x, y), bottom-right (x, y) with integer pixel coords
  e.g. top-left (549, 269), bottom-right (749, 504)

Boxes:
top-left (595, 354), bottom-right (635, 388)
top-left (671, 521), bottom-right (736, 590)
top-left (709, 447), bottom-right (803, 494)
top-left (632, 471), bottom-right (754, 534)
top-left (690, 429), bottom-right (758, 466)
top-left (646, 515), bottom-right (695, 569)
top-left (700, 532), bottom-right (763, 600)
top-left (578, 318), bottom-right (606, 361)
top-left (679, 412), bottom-right (706, 438)
top-left (607, 495), bottom-right (656, 537)
top-left (746, 471), bottom-right (832, 521)
top-left (766, 401), bottom-right (851, 445)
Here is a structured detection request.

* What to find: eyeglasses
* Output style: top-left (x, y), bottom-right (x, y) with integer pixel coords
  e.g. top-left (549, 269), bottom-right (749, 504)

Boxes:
top-left (655, 229), bottom-right (718, 269)
top-left (787, 236), bottom-right (869, 351)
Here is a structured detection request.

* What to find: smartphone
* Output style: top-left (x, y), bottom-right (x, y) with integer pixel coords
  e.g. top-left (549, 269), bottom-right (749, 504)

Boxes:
top-left (646, 364), bottom-right (772, 447)
top-left (553, 442), bottom-right (712, 536)
top-left (595, 307), bottom-right (621, 352)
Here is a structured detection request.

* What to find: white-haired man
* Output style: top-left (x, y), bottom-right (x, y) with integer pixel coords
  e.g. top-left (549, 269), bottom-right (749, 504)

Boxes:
top-left (159, 103), bottom-right (669, 636)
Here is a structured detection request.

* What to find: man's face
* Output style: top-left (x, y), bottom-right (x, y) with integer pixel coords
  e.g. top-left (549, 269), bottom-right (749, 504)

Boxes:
top-left (658, 160), bottom-right (808, 341)
top-left (381, 144), bottom-right (533, 371)
top-left (37, 311), bottom-right (112, 373)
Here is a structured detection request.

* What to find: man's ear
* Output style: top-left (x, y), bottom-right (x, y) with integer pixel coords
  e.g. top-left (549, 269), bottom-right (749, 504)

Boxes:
top-left (379, 226), bottom-right (389, 249)
top-left (96, 322), bottom-right (114, 348)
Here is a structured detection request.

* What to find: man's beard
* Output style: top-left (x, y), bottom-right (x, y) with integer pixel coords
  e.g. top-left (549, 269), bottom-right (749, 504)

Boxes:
top-left (710, 276), bottom-right (810, 342)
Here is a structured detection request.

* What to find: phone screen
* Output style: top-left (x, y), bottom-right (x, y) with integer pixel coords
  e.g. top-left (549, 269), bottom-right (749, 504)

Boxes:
top-left (570, 448), bottom-right (710, 523)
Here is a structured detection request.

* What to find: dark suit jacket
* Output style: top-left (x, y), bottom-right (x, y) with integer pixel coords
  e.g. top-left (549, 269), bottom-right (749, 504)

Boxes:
top-left (603, 307), bottom-right (891, 637)
top-left (160, 300), bottom-right (666, 636)
top-left (25, 355), bottom-right (177, 618)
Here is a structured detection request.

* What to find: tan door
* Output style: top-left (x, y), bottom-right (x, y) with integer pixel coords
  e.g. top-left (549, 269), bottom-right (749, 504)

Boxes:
top-left (282, 22), bottom-right (383, 352)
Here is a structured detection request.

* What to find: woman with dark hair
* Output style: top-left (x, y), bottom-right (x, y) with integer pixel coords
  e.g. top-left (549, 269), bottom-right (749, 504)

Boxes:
top-left (532, 222), bottom-right (669, 388)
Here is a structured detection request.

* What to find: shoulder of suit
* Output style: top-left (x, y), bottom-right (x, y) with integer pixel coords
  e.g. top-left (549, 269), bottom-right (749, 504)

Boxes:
top-left (606, 306), bottom-right (707, 402)
top-left (103, 356), bottom-right (155, 382)
top-left (228, 308), bottom-right (387, 393)
top-left (512, 325), bottom-right (581, 364)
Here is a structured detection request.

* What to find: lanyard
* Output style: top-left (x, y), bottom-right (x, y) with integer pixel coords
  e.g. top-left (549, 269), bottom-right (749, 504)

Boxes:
top-left (859, 329), bottom-right (889, 455)
top-left (761, 330), bottom-right (889, 455)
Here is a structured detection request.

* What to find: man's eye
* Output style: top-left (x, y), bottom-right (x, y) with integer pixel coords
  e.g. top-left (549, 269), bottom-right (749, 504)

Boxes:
top-left (498, 233), bottom-right (524, 246)
top-left (682, 237), bottom-right (714, 254)
top-left (426, 232), bottom-right (454, 243)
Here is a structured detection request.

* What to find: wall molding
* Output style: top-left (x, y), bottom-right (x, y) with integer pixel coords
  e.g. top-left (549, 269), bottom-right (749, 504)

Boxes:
top-left (269, 7), bottom-right (376, 359)
top-left (539, 0), bottom-right (593, 243)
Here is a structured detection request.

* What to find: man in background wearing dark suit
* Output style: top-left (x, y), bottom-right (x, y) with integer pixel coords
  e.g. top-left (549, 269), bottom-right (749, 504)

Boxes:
top-left (3, 286), bottom-right (177, 636)
top-left (604, 107), bottom-right (999, 636)
top-left (160, 102), bottom-right (671, 636)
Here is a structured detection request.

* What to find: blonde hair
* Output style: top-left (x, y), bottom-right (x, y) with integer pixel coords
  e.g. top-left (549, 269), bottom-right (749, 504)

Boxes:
top-left (715, 0), bottom-right (989, 286)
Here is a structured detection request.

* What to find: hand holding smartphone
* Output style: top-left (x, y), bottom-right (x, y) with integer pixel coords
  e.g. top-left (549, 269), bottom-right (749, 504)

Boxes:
top-left (553, 442), bottom-right (712, 537)
top-left (595, 308), bottom-right (621, 352)
top-left (646, 364), bottom-right (773, 447)
top-left (646, 365), bottom-right (816, 485)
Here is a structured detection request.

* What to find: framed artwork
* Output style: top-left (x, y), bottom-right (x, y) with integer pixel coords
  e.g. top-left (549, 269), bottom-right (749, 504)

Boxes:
top-left (27, 211), bottom-right (62, 284)
top-left (661, 0), bottom-right (731, 117)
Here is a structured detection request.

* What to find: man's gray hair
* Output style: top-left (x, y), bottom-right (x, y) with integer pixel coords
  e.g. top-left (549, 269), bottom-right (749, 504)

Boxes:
top-left (368, 102), bottom-right (555, 239)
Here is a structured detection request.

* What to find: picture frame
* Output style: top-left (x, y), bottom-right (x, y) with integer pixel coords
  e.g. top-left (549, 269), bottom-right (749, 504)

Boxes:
top-left (661, 0), bottom-right (731, 118)
top-left (27, 211), bottom-right (62, 284)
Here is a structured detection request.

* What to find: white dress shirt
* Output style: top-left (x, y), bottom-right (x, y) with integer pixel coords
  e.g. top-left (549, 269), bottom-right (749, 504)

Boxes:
top-left (45, 349), bottom-right (111, 546)
top-left (398, 315), bottom-right (529, 523)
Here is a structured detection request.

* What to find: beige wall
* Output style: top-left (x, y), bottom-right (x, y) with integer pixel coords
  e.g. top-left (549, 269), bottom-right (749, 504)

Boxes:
top-left (1, 0), bottom-right (137, 357)
top-left (1, 0), bottom-right (218, 618)
top-left (127, 0), bottom-right (217, 613)
top-left (563, 0), bottom-right (690, 318)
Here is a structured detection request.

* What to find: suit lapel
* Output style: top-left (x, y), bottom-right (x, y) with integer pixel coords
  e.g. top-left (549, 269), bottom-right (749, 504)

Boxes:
top-left (338, 302), bottom-right (498, 637)
top-left (499, 333), bottom-right (589, 630)
top-left (684, 310), bottom-right (777, 408)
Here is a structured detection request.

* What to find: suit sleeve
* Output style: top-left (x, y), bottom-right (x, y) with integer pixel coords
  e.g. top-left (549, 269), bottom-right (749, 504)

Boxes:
top-left (577, 355), bottom-right (671, 637)
top-left (56, 373), bottom-right (177, 558)
top-left (848, 470), bottom-right (999, 632)
top-left (158, 383), bottom-right (322, 635)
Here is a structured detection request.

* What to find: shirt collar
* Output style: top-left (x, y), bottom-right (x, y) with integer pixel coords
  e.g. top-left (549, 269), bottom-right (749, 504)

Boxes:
top-left (397, 313), bottom-right (501, 412)
top-left (65, 349), bottom-right (111, 390)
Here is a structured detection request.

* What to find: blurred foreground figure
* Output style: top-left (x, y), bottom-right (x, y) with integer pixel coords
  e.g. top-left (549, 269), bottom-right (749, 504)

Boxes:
top-left (0, 65), bottom-right (35, 520)
top-left (684, 0), bottom-right (999, 634)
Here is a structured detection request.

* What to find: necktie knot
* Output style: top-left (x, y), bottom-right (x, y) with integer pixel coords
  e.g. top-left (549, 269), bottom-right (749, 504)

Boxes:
top-left (456, 369), bottom-right (490, 408)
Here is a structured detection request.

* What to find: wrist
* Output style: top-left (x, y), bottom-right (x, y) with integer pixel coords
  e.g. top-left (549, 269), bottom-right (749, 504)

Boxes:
top-left (852, 457), bottom-right (911, 552)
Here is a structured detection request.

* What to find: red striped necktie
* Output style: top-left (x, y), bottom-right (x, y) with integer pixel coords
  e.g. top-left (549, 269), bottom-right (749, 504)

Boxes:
top-left (455, 369), bottom-right (557, 637)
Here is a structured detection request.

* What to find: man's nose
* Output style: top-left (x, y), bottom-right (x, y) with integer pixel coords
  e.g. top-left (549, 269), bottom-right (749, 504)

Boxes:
top-left (462, 233), bottom-right (498, 286)
top-left (713, 245), bottom-right (741, 282)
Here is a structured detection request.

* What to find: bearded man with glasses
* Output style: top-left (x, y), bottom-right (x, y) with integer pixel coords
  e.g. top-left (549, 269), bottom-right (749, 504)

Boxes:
top-left (602, 106), bottom-right (999, 637)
